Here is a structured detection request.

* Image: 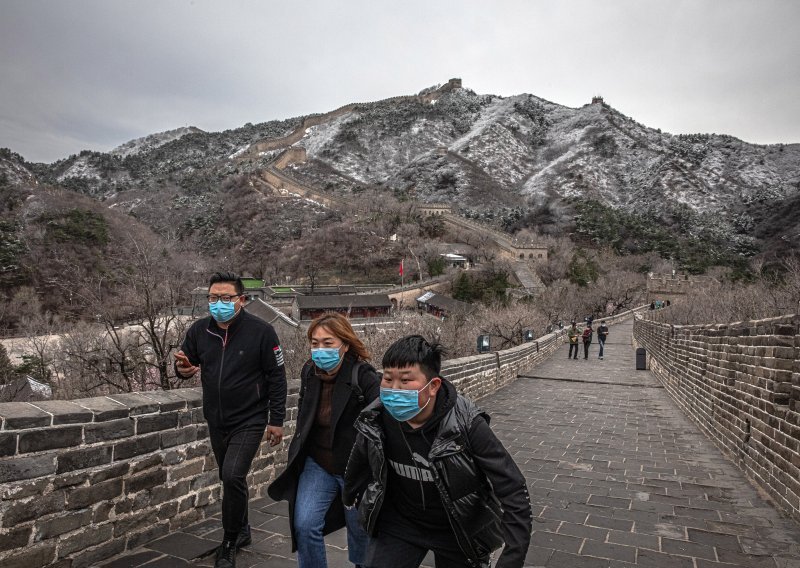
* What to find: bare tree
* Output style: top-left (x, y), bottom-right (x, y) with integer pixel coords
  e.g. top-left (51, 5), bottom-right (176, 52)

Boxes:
top-left (476, 303), bottom-right (547, 350)
top-left (58, 321), bottom-right (147, 396)
top-left (118, 238), bottom-right (193, 390)
top-left (47, 235), bottom-right (197, 395)
top-left (16, 310), bottom-right (60, 386)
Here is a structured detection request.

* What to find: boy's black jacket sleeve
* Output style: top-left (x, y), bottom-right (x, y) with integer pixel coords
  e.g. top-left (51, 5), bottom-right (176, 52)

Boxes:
top-left (468, 416), bottom-right (532, 568)
top-left (343, 431), bottom-right (370, 507)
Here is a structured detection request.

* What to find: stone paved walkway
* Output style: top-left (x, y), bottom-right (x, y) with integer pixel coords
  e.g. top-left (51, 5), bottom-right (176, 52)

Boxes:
top-left (101, 320), bottom-right (800, 568)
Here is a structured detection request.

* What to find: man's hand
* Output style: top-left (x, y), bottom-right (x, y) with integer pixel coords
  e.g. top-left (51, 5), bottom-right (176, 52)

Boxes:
top-left (174, 350), bottom-right (199, 378)
top-left (264, 425), bottom-right (283, 447)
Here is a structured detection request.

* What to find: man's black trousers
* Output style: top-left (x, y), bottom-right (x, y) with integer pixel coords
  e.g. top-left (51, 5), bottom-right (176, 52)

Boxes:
top-left (208, 423), bottom-right (265, 541)
top-left (568, 343), bottom-right (579, 359)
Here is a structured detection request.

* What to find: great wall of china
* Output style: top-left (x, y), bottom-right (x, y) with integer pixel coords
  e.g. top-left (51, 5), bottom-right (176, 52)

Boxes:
top-left (235, 79), bottom-right (549, 293)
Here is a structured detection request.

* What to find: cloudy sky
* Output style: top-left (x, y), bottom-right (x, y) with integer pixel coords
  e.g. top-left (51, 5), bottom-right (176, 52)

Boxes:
top-left (2, 0), bottom-right (799, 163)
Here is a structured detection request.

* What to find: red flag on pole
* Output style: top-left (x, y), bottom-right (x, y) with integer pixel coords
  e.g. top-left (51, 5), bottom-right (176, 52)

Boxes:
top-left (399, 259), bottom-right (404, 276)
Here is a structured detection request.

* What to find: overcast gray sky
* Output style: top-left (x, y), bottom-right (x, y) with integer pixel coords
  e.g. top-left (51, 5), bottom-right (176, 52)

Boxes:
top-left (2, 0), bottom-right (799, 163)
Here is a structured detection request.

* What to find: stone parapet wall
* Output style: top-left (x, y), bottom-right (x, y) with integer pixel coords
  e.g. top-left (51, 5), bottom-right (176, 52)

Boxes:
top-left (0, 388), bottom-right (298, 568)
top-left (0, 307), bottom-right (642, 567)
top-left (440, 214), bottom-right (548, 261)
top-left (633, 314), bottom-right (800, 523)
top-left (443, 305), bottom-right (646, 400)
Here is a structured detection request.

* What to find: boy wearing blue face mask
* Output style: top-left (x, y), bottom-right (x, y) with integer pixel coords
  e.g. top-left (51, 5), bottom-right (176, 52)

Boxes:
top-left (343, 335), bottom-right (532, 568)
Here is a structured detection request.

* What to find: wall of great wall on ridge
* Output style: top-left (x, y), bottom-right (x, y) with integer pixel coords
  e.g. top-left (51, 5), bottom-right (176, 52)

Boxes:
top-left (240, 79), bottom-right (463, 159)
top-left (236, 77), bottom-right (549, 293)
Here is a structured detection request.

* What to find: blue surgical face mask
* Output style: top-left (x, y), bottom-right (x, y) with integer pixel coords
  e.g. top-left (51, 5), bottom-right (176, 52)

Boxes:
top-left (311, 347), bottom-right (343, 372)
top-left (209, 300), bottom-right (237, 323)
top-left (380, 379), bottom-right (434, 422)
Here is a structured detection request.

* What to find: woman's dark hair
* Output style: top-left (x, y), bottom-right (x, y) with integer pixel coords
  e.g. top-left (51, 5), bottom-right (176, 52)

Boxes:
top-left (209, 272), bottom-right (244, 295)
top-left (382, 335), bottom-right (445, 379)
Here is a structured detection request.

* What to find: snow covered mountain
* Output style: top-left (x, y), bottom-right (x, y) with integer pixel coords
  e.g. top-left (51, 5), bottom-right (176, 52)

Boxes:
top-left (4, 81), bottom-right (800, 270)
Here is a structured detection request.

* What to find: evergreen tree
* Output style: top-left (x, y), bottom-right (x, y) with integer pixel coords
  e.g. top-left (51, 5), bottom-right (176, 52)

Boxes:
top-left (13, 354), bottom-right (51, 384)
top-left (0, 344), bottom-right (16, 385)
top-left (452, 272), bottom-right (474, 302)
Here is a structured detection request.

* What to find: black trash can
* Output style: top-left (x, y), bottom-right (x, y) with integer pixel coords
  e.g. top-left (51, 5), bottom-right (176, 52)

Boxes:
top-left (635, 347), bottom-right (647, 370)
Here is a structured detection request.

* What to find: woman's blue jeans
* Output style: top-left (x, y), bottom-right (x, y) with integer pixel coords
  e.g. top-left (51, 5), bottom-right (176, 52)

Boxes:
top-left (295, 456), bottom-right (367, 567)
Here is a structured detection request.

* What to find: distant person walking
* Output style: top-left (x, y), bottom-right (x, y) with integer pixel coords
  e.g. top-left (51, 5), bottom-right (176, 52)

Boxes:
top-left (175, 272), bottom-right (287, 568)
top-left (268, 313), bottom-right (380, 568)
top-left (567, 322), bottom-right (580, 360)
top-left (597, 321), bottom-right (609, 360)
top-left (582, 323), bottom-right (593, 360)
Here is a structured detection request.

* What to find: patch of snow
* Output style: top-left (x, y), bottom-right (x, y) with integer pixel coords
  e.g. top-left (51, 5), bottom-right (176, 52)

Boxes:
top-left (111, 126), bottom-right (203, 158)
top-left (228, 146), bottom-right (249, 159)
top-left (57, 156), bottom-right (102, 182)
top-left (27, 377), bottom-right (52, 397)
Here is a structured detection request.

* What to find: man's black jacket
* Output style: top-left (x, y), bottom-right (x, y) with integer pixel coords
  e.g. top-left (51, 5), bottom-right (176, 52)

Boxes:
top-left (179, 310), bottom-right (287, 429)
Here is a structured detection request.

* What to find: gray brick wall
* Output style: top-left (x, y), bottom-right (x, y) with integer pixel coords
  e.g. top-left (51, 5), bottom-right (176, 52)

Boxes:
top-left (0, 306), bottom-right (642, 567)
top-left (633, 313), bottom-right (800, 524)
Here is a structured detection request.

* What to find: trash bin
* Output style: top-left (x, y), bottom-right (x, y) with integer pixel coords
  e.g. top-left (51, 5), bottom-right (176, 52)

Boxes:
top-left (635, 347), bottom-right (647, 370)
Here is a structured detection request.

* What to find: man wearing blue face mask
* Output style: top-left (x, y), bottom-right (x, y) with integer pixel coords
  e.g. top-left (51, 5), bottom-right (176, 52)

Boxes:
top-left (175, 272), bottom-right (287, 568)
top-left (343, 335), bottom-right (532, 568)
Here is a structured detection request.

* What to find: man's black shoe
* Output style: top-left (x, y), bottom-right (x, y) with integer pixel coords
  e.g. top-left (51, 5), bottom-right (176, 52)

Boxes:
top-left (215, 540), bottom-right (236, 568)
top-left (236, 524), bottom-right (252, 548)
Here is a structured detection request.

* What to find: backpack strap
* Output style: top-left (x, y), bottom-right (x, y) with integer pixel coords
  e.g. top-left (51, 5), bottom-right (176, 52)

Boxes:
top-left (350, 361), bottom-right (366, 406)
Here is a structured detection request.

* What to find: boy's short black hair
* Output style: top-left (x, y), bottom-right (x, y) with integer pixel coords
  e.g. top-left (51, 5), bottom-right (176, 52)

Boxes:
top-left (382, 335), bottom-right (445, 379)
top-left (209, 272), bottom-right (244, 295)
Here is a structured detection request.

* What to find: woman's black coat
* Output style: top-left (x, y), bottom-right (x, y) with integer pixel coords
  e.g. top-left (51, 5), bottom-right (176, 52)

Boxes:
top-left (267, 353), bottom-right (380, 552)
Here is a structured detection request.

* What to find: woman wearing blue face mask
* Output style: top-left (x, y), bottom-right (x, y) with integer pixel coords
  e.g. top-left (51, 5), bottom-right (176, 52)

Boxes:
top-left (268, 312), bottom-right (380, 568)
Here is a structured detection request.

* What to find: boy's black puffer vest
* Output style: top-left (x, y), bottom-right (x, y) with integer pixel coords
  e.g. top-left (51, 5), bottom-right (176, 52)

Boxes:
top-left (350, 395), bottom-right (504, 565)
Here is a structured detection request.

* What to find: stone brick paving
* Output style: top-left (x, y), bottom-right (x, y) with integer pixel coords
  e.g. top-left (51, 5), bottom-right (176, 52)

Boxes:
top-left (101, 320), bottom-right (800, 567)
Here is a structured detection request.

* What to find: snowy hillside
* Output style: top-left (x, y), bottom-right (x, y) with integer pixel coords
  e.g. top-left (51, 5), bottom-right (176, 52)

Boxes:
top-left (110, 126), bottom-right (205, 158)
top-left (4, 80), bottom-right (799, 269)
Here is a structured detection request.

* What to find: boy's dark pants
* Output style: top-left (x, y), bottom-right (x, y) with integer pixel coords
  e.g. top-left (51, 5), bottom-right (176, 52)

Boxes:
top-left (208, 423), bottom-right (265, 541)
top-left (365, 530), bottom-right (489, 568)
top-left (583, 341), bottom-right (591, 359)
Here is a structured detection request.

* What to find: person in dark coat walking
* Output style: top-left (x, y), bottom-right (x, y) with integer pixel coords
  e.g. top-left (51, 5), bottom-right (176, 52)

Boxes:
top-left (597, 321), bottom-right (609, 360)
top-left (268, 313), bottom-right (380, 568)
top-left (175, 272), bottom-right (287, 568)
top-left (343, 335), bottom-right (532, 568)
top-left (582, 323), bottom-right (593, 360)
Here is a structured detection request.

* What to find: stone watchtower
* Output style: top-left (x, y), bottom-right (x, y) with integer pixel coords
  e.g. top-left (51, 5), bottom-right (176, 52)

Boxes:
top-left (591, 95), bottom-right (604, 105)
top-left (417, 203), bottom-right (452, 217)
